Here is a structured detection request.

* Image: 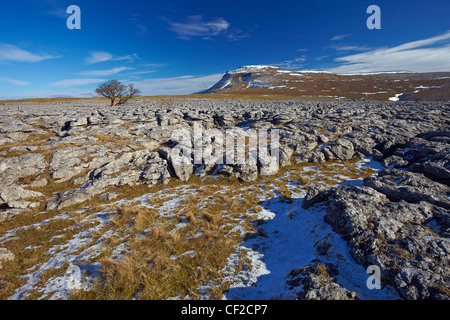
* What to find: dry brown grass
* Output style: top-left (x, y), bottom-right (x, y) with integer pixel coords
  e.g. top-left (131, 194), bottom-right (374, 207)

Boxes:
top-left (0, 133), bottom-right (52, 157)
top-left (434, 285), bottom-right (450, 297)
top-left (88, 132), bottom-right (142, 150)
top-left (0, 97), bottom-right (90, 104)
top-left (0, 214), bottom-right (78, 300)
top-left (71, 177), bottom-right (265, 300)
top-left (314, 264), bottom-right (331, 279)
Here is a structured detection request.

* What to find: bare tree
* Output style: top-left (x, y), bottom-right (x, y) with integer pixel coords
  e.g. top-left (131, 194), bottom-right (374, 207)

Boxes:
top-left (117, 83), bottom-right (141, 105)
top-left (95, 80), bottom-right (141, 106)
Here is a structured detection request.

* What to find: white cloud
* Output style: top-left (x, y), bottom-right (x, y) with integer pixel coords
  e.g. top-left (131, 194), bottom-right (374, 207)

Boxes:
top-left (139, 63), bottom-right (168, 68)
top-left (129, 70), bottom-right (156, 75)
top-left (331, 34), bottom-right (352, 41)
top-left (166, 15), bottom-right (230, 40)
top-left (80, 67), bottom-right (132, 76)
top-left (0, 43), bottom-right (59, 63)
top-left (130, 73), bottom-right (223, 95)
top-left (85, 51), bottom-right (113, 64)
top-left (315, 55), bottom-right (329, 61)
top-left (333, 45), bottom-right (370, 52)
top-left (329, 31), bottom-right (450, 73)
top-left (116, 53), bottom-right (139, 62)
top-left (51, 78), bottom-right (106, 87)
top-left (0, 77), bottom-right (29, 86)
top-left (85, 51), bottom-right (139, 64)
top-left (226, 28), bottom-right (251, 41)
top-left (273, 56), bottom-right (307, 70)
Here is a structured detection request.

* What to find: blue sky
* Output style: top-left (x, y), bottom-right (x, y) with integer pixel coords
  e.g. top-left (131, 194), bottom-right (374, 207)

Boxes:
top-left (0, 0), bottom-right (449, 98)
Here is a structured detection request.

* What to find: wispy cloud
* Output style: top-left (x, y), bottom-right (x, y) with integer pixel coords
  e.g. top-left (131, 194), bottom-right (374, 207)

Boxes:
top-left (42, 0), bottom-right (70, 19)
top-left (85, 51), bottom-right (112, 64)
top-left (51, 78), bottom-right (106, 87)
top-left (129, 70), bottom-right (157, 75)
top-left (329, 30), bottom-right (450, 73)
top-left (131, 13), bottom-right (149, 36)
top-left (0, 43), bottom-right (60, 63)
top-left (127, 70), bottom-right (157, 80)
top-left (85, 51), bottom-right (139, 64)
top-left (139, 63), bottom-right (168, 68)
top-left (333, 45), bottom-right (370, 52)
top-left (0, 77), bottom-right (29, 86)
top-left (130, 73), bottom-right (223, 95)
top-left (330, 34), bottom-right (352, 41)
top-left (226, 28), bottom-right (251, 41)
top-left (80, 67), bottom-right (132, 76)
top-left (273, 56), bottom-right (307, 70)
top-left (45, 8), bottom-right (68, 19)
top-left (165, 15), bottom-right (230, 40)
top-left (315, 55), bottom-right (329, 61)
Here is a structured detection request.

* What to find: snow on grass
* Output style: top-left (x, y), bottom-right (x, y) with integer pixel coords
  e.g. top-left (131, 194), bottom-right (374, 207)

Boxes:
top-left (5, 185), bottom-right (193, 300)
top-left (9, 210), bottom-right (111, 300)
top-left (415, 85), bottom-right (443, 89)
top-left (132, 184), bottom-right (195, 217)
top-left (0, 212), bottom-right (71, 242)
top-left (362, 91), bottom-right (388, 95)
top-left (222, 193), bottom-right (399, 300)
top-left (170, 250), bottom-right (196, 260)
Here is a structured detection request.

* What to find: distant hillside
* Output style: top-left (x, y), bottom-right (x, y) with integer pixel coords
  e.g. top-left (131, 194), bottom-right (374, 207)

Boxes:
top-left (201, 65), bottom-right (450, 101)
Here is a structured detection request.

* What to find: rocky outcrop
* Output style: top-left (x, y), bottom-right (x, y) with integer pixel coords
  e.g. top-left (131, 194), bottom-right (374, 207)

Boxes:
top-left (299, 112), bottom-right (450, 300)
top-left (303, 183), bottom-right (450, 300)
top-left (322, 138), bottom-right (355, 161)
top-left (364, 169), bottom-right (450, 209)
top-left (287, 262), bottom-right (360, 300)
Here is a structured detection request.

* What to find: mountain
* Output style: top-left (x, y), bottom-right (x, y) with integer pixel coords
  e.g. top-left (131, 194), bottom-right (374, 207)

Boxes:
top-left (201, 65), bottom-right (450, 101)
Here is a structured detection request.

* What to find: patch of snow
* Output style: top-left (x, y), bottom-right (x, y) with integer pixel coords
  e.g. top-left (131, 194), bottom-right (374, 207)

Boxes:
top-left (388, 93), bottom-right (403, 102)
top-left (170, 219), bottom-right (189, 234)
top-left (223, 197), bottom-right (399, 300)
top-left (170, 250), bottom-right (196, 260)
top-left (357, 157), bottom-right (384, 174)
top-left (267, 85), bottom-right (287, 89)
top-left (219, 246), bottom-right (270, 296)
top-left (416, 85), bottom-right (443, 89)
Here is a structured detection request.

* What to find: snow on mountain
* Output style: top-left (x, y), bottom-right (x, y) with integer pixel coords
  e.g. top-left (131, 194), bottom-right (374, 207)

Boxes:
top-left (201, 65), bottom-right (450, 101)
